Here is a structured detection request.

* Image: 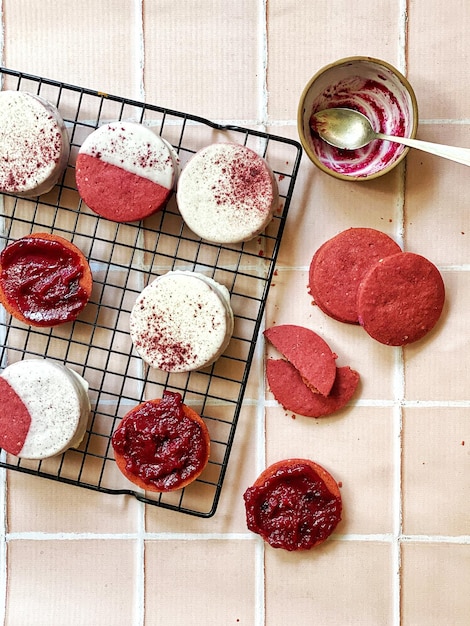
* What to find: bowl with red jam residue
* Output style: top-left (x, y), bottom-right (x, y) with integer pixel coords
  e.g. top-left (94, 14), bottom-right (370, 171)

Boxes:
top-left (297, 56), bottom-right (419, 181)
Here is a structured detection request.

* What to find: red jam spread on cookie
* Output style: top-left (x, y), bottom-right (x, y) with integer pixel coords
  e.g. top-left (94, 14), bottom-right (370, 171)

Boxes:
top-left (0, 235), bottom-right (89, 326)
top-left (243, 459), bottom-right (342, 551)
top-left (111, 391), bottom-right (209, 492)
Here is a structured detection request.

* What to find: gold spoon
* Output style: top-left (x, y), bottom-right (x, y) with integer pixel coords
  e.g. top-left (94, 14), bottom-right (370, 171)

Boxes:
top-left (312, 108), bottom-right (470, 166)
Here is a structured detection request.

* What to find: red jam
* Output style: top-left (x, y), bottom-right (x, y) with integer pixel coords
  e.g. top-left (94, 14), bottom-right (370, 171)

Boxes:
top-left (111, 391), bottom-right (209, 491)
top-left (0, 236), bottom-right (89, 326)
top-left (243, 461), bottom-right (342, 551)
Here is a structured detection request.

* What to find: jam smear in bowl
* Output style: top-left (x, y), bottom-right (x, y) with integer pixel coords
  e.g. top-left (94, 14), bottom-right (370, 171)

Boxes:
top-left (297, 56), bottom-right (418, 181)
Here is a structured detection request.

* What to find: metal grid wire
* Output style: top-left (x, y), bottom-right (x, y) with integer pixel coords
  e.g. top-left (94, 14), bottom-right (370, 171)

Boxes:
top-left (0, 67), bottom-right (302, 517)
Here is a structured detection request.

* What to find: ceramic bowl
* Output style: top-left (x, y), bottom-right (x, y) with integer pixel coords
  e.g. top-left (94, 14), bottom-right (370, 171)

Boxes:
top-left (297, 56), bottom-right (419, 181)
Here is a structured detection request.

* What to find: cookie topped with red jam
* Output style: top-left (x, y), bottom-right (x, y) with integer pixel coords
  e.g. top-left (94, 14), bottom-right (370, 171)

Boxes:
top-left (111, 391), bottom-right (210, 492)
top-left (243, 458), bottom-right (342, 551)
top-left (0, 232), bottom-right (92, 327)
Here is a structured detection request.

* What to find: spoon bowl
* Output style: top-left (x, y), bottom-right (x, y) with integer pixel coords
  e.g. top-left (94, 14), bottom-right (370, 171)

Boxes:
top-left (313, 108), bottom-right (470, 166)
top-left (297, 56), bottom-right (418, 180)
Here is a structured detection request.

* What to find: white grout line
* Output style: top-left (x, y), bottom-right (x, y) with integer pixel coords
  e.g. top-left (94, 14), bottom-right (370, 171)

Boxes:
top-left (397, 0), bottom-right (409, 75)
top-left (394, 4), bottom-right (409, 620)
top-left (0, 3), bottom-right (8, 623)
top-left (255, 3), bottom-right (268, 624)
top-left (0, 460), bottom-right (6, 626)
top-left (4, 530), bottom-right (470, 543)
top-left (392, 348), bottom-right (405, 626)
top-left (134, 0), bottom-right (145, 102)
top-left (257, 0), bottom-right (269, 128)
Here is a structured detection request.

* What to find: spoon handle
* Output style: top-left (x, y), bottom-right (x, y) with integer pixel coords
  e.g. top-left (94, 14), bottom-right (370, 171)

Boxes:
top-left (377, 133), bottom-right (470, 167)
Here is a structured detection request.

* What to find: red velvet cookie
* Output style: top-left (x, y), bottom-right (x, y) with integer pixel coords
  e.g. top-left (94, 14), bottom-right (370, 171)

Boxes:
top-left (266, 359), bottom-right (359, 418)
top-left (76, 122), bottom-right (179, 223)
top-left (111, 391), bottom-right (210, 492)
top-left (357, 251), bottom-right (445, 345)
top-left (309, 228), bottom-right (402, 324)
top-left (243, 458), bottom-right (342, 551)
top-left (263, 324), bottom-right (337, 396)
top-left (0, 359), bottom-right (90, 459)
top-left (0, 233), bottom-right (92, 327)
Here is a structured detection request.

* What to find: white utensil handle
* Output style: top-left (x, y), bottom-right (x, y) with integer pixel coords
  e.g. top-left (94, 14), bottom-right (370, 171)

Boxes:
top-left (377, 133), bottom-right (470, 167)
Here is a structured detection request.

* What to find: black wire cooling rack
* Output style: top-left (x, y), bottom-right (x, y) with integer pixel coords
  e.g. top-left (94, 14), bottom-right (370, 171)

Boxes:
top-left (0, 67), bottom-right (302, 517)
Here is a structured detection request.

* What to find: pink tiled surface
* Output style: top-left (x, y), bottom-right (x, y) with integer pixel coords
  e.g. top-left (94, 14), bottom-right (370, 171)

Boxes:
top-left (1, 2), bottom-right (470, 626)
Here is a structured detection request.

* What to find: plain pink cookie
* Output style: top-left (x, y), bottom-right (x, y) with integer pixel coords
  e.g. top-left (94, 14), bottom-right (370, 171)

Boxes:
top-left (264, 324), bottom-right (337, 396)
top-left (76, 122), bottom-right (179, 222)
top-left (308, 228), bottom-right (402, 324)
top-left (266, 360), bottom-right (359, 418)
top-left (357, 252), bottom-right (445, 345)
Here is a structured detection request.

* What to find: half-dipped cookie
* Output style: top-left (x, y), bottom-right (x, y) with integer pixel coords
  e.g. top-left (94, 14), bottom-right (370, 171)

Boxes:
top-left (0, 359), bottom-right (91, 459)
top-left (75, 121), bottom-right (179, 222)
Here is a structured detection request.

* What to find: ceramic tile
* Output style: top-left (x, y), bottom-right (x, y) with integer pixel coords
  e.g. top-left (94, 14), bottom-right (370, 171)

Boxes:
top-left (265, 539), bottom-right (394, 626)
top-left (265, 268), bottom-right (401, 400)
top-left (401, 542), bottom-right (470, 626)
top-left (145, 398), bottom-right (259, 533)
top-left (404, 270), bottom-right (469, 401)
top-left (7, 471), bottom-right (140, 534)
top-left (402, 406), bottom-right (470, 536)
top-left (143, 0), bottom-right (260, 119)
top-left (405, 124), bottom-right (470, 265)
top-left (144, 539), bottom-right (258, 625)
top-left (3, 0), bottom-right (141, 98)
top-left (407, 0), bottom-right (470, 119)
top-left (267, 0), bottom-right (402, 120)
top-left (6, 539), bottom-right (137, 626)
top-left (264, 405), bottom-right (396, 535)
top-left (268, 125), bottom-right (404, 269)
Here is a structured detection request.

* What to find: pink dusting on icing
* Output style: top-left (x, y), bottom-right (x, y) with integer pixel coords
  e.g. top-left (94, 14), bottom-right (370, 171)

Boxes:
top-left (133, 295), bottom-right (198, 371)
top-left (210, 148), bottom-right (273, 214)
top-left (1, 126), bottom-right (62, 192)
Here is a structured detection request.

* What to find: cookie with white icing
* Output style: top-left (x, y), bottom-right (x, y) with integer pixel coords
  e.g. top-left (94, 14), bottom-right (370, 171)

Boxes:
top-left (75, 121), bottom-right (179, 222)
top-left (0, 359), bottom-right (91, 459)
top-left (130, 271), bottom-right (234, 372)
top-left (176, 143), bottom-right (278, 243)
top-left (0, 91), bottom-right (70, 197)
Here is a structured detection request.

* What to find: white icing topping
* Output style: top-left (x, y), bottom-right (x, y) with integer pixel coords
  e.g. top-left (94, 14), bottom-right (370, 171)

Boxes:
top-left (79, 121), bottom-right (177, 189)
top-left (176, 142), bottom-right (278, 243)
top-left (130, 271), bottom-right (234, 373)
top-left (0, 91), bottom-right (70, 197)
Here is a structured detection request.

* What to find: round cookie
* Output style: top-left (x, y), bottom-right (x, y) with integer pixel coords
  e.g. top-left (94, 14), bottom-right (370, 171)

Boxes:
top-left (176, 142), bottom-right (279, 243)
top-left (0, 91), bottom-right (70, 197)
top-left (264, 324), bottom-right (337, 396)
top-left (75, 121), bottom-right (179, 222)
top-left (0, 359), bottom-right (91, 459)
top-left (309, 228), bottom-right (402, 324)
top-left (111, 390), bottom-right (210, 492)
top-left (130, 271), bottom-right (234, 373)
top-left (266, 359), bottom-right (359, 418)
top-left (243, 458), bottom-right (342, 551)
top-left (357, 251), bottom-right (445, 345)
top-left (0, 232), bottom-right (93, 327)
